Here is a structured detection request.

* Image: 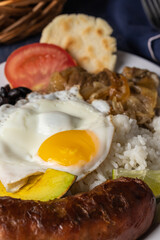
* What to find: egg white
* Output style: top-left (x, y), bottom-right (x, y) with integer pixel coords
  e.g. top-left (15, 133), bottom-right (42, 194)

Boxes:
top-left (0, 87), bottom-right (114, 192)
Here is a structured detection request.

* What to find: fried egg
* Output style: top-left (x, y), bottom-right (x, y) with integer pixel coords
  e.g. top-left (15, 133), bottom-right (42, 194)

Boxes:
top-left (0, 87), bottom-right (114, 192)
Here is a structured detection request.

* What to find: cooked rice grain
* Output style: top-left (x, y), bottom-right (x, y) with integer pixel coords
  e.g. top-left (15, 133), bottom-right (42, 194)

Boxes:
top-left (71, 114), bottom-right (160, 194)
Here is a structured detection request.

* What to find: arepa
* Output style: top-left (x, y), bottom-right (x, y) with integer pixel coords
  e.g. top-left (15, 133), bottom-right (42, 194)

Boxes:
top-left (40, 14), bottom-right (117, 73)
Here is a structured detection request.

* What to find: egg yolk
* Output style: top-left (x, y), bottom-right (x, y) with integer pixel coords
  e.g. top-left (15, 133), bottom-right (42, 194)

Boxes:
top-left (38, 130), bottom-right (99, 166)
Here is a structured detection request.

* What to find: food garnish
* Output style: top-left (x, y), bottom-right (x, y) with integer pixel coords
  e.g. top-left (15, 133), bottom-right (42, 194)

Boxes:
top-left (5, 43), bottom-right (77, 91)
top-left (0, 169), bottom-right (76, 201)
top-left (113, 169), bottom-right (160, 197)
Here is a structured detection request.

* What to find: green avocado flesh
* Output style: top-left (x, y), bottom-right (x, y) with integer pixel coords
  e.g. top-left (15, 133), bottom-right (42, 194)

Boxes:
top-left (0, 169), bottom-right (76, 201)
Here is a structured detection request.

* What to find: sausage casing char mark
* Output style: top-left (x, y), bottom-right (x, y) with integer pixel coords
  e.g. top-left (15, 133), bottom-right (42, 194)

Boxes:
top-left (0, 177), bottom-right (156, 240)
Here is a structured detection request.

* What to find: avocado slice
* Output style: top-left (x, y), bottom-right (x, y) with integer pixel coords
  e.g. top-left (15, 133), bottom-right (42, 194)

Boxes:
top-left (0, 169), bottom-right (76, 201)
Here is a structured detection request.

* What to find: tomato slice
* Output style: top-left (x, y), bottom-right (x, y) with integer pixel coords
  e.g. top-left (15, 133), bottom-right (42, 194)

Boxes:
top-left (5, 43), bottom-right (77, 91)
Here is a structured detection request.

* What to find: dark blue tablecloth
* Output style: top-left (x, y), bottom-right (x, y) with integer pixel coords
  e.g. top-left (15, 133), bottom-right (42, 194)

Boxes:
top-left (0, 0), bottom-right (160, 65)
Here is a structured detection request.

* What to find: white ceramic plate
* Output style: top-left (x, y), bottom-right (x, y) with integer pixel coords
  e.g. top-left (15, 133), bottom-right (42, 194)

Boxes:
top-left (0, 51), bottom-right (160, 240)
top-left (116, 51), bottom-right (160, 75)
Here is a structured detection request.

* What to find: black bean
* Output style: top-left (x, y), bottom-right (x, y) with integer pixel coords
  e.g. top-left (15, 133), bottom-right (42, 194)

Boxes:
top-left (0, 85), bottom-right (11, 97)
top-left (18, 87), bottom-right (32, 97)
top-left (0, 88), bottom-right (6, 98)
top-left (0, 96), bottom-right (4, 105)
top-left (8, 89), bottom-right (21, 99)
top-left (8, 99), bottom-right (16, 105)
top-left (0, 97), bottom-right (9, 106)
top-left (0, 87), bottom-right (8, 98)
top-left (4, 85), bottom-right (11, 93)
top-left (0, 85), bottom-right (32, 106)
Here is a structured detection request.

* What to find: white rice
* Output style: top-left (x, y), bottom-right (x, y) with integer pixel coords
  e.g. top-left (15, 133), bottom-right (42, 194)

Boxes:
top-left (71, 114), bottom-right (160, 194)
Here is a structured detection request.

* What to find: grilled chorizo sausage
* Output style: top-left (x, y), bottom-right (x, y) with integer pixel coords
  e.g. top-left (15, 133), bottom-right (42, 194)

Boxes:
top-left (0, 177), bottom-right (156, 240)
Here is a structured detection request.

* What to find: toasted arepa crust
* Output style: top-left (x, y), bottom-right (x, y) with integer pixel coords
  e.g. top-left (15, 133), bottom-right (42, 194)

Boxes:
top-left (40, 14), bottom-right (117, 73)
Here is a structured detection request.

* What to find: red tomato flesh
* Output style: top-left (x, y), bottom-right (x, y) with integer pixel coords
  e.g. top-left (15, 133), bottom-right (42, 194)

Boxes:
top-left (5, 43), bottom-right (77, 91)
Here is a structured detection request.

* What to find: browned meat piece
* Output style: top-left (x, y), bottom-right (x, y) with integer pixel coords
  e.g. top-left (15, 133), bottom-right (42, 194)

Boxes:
top-left (122, 67), bottom-right (159, 125)
top-left (0, 177), bottom-right (156, 240)
top-left (122, 67), bottom-right (159, 86)
top-left (47, 66), bottom-right (130, 103)
top-left (47, 66), bottom-right (159, 126)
